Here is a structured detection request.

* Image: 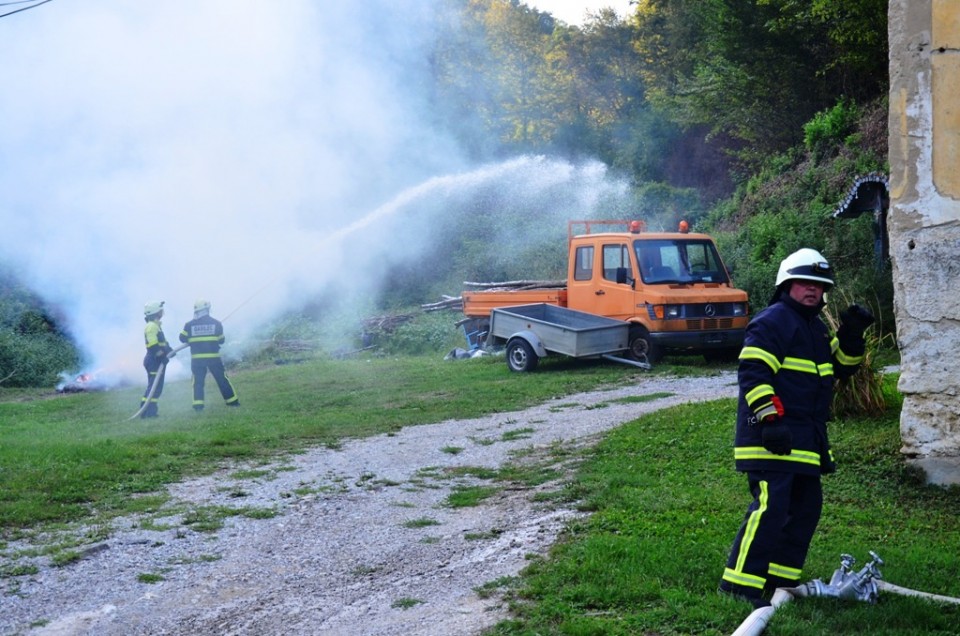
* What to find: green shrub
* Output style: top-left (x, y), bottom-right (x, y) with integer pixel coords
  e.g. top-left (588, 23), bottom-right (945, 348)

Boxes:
top-left (0, 325), bottom-right (80, 389)
top-left (704, 97), bottom-right (890, 328)
top-left (803, 98), bottom-right (861, 157)
top-left (375, 310), bottom-right (464, 356)
top-left (0, 272), bottom-right (82, 388)
top-left (0, 331), bottom-right (79, 387)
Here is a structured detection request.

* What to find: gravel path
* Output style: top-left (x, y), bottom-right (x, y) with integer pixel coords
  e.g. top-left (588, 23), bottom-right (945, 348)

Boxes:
top-left (2, 371), bottom-right (737, 636)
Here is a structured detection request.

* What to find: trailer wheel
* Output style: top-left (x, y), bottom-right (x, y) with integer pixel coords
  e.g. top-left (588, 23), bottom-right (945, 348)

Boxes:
top-left (506, 338), bottom-right (539, 372)
top-left (628, 326), bottom-right (662, 364)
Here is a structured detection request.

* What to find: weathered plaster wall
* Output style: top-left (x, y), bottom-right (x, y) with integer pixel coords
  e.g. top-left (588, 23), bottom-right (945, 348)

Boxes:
top-left (889, 0), bottom-right (960, 484)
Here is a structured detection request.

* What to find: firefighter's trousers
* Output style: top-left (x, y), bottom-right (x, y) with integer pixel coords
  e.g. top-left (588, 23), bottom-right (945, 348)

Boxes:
top-left (721, 470), bottom-right (823, 598)
top-left (141, 356), bottom-right (165, 417)
top-left (191, 357), bottom-right (238, 408)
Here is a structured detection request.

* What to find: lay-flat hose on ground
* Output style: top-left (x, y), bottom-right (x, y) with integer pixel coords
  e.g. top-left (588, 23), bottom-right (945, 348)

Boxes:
top-left (730, 582), bottom-right (960, 636)
top-left (730, 588), bottom-right (795, 636)
top-left (876, 580), bottom-right (960, 605)
top-left (127, 343), bottom-right (189, 420)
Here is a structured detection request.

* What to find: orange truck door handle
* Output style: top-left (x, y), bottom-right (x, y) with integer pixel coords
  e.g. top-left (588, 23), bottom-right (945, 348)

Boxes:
top-left (595, 290), bottom-right (605, 295)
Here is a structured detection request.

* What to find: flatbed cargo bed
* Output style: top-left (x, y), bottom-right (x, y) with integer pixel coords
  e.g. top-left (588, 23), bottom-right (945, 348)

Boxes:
top-left (461, 289), bottom-right (567, 317)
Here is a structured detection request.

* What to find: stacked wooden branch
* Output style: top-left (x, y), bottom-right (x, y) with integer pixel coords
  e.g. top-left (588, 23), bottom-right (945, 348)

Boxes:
top-left (269, 339), bottom-right (318, 353)
top-left (421, 295), bottom-right (463, 312)
top-left (332, 345), bottom-right (377, 360)
top-left (362, 312), bottom-right (417, 333)
top-left (421, 280), bottom-right (567, 315)
top-left (462, 279), bottom-right (566, 291)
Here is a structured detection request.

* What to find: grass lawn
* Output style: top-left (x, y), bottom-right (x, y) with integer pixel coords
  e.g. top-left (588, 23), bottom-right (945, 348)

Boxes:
top-left (3, 352), bottom-right (958, 634)
top-left (486, 379), bottom-right (960, 635)
top-left (0, 353), bottom-right (655, 530)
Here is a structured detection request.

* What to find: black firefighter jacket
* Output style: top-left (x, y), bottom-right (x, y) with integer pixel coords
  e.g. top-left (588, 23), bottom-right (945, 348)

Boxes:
top-left (179, 315), bottom-right (225, 359)
top-left (734, 295), bottom-right (864, 477)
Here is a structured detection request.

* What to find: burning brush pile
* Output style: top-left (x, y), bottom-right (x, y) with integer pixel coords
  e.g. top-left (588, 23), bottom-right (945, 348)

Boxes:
top-left (56, 369), bottom-right (131, 393)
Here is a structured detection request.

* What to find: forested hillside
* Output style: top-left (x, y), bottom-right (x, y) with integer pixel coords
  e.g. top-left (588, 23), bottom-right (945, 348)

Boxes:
top-left (0, 0), bottom-right (891, 386)
top-left (423, 0), bottom-right (890, 316)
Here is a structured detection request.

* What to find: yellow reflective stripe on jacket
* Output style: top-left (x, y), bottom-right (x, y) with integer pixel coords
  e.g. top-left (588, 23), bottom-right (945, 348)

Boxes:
top-left (745, 385), bottom-right (777, 419)
top-left (781, 356), bottom-right (816, 373)
top-left (192, 353), bottom-right (221, 359)
top-left (740, 346), bottom-right (780, 372)
top-left (188, 336), bottom-right (222, 343)
top-left (832, 337), bottom-right (864, 365)
top-left (745, 384), bottom-right (774, 405)
top-left (782, 356), bottom-right (834, 376)
top-left (734, 446), bottom-right (822, 467)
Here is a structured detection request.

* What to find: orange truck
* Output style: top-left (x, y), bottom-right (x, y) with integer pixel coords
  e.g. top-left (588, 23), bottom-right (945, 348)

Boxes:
top-left (462, 220), bottom-right (749, 368)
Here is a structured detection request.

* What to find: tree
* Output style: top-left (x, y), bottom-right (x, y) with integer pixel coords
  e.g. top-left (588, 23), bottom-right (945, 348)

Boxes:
top-left (632, 0), bottom-right (887, 167)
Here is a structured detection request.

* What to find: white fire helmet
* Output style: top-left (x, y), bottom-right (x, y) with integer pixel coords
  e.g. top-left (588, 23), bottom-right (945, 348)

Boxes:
top-left (194, 299), bottom-right (211, 317)
top-left (144, 300), bottom-right (165, 318)
top-left (775, 248), bottom-right (834, 290)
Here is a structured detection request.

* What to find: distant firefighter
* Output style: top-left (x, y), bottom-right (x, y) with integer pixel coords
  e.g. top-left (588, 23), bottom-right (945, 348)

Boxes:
top-left (179, 299), bottom-right (240, 411)
top-left (141, 300), bottom-right (174, 418)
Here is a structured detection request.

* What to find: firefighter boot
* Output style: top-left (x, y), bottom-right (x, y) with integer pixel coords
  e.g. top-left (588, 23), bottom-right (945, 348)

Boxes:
top-left (719, 583), bottom-right (771, 609)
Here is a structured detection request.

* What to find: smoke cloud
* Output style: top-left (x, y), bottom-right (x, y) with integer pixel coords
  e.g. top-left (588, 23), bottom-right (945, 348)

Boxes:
top-left (0, 1), bottom-right (633, 386)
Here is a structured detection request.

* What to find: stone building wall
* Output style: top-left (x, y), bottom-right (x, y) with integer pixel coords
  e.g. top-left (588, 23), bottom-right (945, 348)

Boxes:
top-left (888, 0), bottom-right (960, 485)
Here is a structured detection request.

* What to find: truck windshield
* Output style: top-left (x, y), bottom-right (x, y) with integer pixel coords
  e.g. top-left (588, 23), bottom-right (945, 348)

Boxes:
top-left (634, 239), bottom-right (730, 284)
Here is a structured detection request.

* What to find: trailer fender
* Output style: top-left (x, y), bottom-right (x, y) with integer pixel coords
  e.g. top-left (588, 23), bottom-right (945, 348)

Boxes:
top-left (509, 331), bottom-right (548, 358)
top-left (505, 333), bottom-right (545, 373)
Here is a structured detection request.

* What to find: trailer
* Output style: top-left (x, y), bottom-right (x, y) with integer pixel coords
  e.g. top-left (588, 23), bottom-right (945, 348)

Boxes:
top-left (488, 303), bottom-right (650, 372)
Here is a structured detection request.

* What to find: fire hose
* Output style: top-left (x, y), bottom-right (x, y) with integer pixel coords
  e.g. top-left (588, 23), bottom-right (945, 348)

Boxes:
top-left (730, 551), bottom-right (960, 636)
top-left (127, 343), bottom-right (190, 421)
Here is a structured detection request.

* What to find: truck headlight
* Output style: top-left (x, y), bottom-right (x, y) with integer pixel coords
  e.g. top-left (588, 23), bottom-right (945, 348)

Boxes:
top-left (732, 303), bottom-right (746, 316)
top-left (650, 305), bottom-right (682, 319)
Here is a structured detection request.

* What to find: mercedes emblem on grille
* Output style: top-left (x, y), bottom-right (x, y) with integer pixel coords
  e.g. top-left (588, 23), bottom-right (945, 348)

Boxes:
top-left (705, 304), bottom-right (716, 317)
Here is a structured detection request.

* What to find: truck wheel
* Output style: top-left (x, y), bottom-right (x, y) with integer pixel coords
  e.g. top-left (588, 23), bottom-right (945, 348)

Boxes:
top-left (628, 327), bottom-right (662, 364)
top-left (506, 338), bottom-right (539, 372)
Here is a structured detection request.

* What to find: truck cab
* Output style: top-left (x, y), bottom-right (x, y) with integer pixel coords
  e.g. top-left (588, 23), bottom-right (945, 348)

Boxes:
top-left (566, 220), bottom-right (748, 362)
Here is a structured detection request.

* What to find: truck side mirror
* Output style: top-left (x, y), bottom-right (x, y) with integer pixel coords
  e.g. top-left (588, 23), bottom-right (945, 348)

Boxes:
top-left (615, 267), bottom-right (633, 287)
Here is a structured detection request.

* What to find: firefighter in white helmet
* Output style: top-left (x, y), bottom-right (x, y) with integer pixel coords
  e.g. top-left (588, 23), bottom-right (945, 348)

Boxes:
top-left (141, 300), bottom-right (174, 418)
top-left (719, 248), bottom-right (875, 608)
top-left (179, 299), bottom-right (239, 411)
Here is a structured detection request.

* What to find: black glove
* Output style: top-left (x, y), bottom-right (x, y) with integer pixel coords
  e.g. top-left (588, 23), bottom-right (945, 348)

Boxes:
top-left (761, 420), bottom-right (792, 455)
top-left (839, 304), bottom-right (875, 336)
